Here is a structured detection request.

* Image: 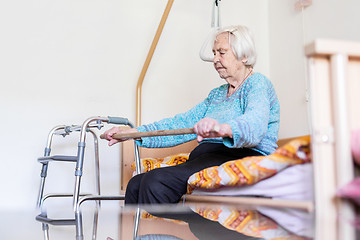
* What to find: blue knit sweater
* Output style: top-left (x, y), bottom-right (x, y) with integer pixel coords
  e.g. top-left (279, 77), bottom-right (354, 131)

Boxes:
top-left (136, 72), bottom-right (280, 155)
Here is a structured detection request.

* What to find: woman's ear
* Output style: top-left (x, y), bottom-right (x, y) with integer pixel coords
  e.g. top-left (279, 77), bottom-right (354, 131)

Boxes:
top-left (241, 57), bottom-right (248, 63)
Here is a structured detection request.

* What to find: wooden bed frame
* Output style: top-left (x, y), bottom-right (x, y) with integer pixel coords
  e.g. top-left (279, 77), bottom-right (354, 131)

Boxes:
top-left (305, 39), bottom-right (360, 240)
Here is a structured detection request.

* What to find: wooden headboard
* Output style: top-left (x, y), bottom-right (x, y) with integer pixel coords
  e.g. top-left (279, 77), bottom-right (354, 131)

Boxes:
top-left (121, 139), bottom-right (198, 191)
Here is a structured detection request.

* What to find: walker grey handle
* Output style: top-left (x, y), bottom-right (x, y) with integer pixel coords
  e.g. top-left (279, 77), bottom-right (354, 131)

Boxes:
top-left (100, 128), bottom-right (195, 140)
top-left (107, 116), bottom-right (129, 125)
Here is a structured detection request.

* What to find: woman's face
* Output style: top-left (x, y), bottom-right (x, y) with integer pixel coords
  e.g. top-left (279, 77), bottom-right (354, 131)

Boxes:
top-left (212, 33), bottom-right (245, 81)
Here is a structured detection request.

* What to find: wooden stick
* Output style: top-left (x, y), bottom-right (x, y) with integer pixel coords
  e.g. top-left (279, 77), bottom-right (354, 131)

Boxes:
top-left (100, 128), bottom-right (195, 140)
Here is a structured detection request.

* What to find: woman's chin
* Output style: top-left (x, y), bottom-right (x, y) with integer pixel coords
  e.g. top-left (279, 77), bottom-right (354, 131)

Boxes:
top-left (218, 73), bottom-right (227, 79)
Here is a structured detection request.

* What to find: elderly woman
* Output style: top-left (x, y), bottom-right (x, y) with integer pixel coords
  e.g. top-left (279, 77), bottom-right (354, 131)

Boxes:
top-left (103, 25), bottom-right (280, 204)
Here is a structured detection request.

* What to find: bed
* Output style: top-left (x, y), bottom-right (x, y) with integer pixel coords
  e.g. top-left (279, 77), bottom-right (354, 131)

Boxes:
top-left (122, 135), bottom-right (313, 208)
top-left (120, 136), bottom-right (313, 240)
top-left (120, 39), bottom-right (360, 240)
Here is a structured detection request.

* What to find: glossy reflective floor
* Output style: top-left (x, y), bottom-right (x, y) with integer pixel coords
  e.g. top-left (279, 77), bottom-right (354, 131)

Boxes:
top-left (0, 197), bottom-right (323, 240)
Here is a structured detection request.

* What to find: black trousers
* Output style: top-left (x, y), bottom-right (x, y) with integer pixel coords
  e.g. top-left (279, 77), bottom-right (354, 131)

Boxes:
top-left (125, 142), bottom-right (263, 204)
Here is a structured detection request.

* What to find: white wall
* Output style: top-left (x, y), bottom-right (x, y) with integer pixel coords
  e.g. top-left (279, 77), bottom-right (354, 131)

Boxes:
top-left (269, 0), bottom-right (360, 138)
top-left (140, 0), bottom-right (270, 123)
top-left (2, 0), bottom-right (358, 212)
top-left (0, 0), bottom-right (268, 211)
top-left (269, 0), bottom-right (309, 138)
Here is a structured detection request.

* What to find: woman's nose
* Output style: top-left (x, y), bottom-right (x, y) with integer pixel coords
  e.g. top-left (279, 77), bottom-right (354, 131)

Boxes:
top-left (213, 55), bottom-right (219, 64)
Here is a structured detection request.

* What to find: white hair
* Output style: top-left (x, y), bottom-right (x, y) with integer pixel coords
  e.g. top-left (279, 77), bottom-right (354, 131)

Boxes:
top-left (215, 25), bottom-right (257, 67)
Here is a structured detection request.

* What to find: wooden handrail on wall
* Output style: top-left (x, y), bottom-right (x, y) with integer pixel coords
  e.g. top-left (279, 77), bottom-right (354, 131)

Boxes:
top-left (136, 0), bottom-right (174, 127)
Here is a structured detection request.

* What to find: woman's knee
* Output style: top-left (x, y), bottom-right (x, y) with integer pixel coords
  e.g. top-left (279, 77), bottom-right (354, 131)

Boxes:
top-left (140, 169), bottom-right (166, 189)
top-left (125, 174), bottom-right (143, 196)
top-left (144, 168), bottom-right (188, 193)
top-left (139, 169), bottom-right (185, 203)
top-left (128, 173), bottom-right (143, 186)
top-left (137, 169), bottom-right (171, 196)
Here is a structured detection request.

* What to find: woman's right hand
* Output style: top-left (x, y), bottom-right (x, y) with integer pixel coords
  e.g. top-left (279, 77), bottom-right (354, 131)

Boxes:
top-left (193, 117), bottom-right (233, 142)
top-left (102, 127), bottom-right (138, 146)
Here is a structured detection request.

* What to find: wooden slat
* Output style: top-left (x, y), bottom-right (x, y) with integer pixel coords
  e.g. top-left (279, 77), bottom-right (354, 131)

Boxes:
top-left (183, 195), bottom-right (314, 212)
top-left (305, 39), bottom-right (360, 57)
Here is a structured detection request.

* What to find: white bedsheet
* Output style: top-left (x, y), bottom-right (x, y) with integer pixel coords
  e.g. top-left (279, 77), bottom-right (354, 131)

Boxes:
top-left (191, 163), bottom-right (314, 201)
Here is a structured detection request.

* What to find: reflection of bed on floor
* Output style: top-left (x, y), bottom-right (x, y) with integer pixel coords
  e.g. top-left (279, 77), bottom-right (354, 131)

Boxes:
top-left (120, 204), bottom-right (313, 240)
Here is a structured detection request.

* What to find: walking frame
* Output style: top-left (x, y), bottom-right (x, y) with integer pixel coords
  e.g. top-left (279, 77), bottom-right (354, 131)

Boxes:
top-left (35, 116), bottom-right (189, 239)
top-left (36, 116), bottom-right (141, 213)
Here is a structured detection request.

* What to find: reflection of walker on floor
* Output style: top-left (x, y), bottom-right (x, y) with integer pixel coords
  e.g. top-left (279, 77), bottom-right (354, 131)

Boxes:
top-left (36, 200), bottom-right (143, 240)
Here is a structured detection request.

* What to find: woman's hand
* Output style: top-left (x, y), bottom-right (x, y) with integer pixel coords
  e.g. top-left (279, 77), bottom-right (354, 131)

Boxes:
top-left (102, 127), bottom-right (138, 146)
top-left (193, 117), bottom-right (233, 142)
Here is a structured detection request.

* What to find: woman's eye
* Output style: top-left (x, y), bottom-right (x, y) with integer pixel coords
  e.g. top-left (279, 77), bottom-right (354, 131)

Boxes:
top-left (220, 52), bottom-right (225, 55)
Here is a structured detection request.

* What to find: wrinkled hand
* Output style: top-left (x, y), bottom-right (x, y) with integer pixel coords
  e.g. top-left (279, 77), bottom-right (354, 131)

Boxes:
top-left (102, 127), bottom-right (138, 146)
top-left (193, 117), bottom-right (233, 142)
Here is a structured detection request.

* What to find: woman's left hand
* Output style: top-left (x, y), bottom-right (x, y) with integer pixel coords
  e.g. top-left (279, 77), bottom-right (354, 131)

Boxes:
top-left (193, 117), bottom-right (233, 142)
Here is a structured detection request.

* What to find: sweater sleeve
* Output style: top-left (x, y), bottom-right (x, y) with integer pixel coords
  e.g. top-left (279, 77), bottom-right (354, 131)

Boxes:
top-left (223, 79), bottom-right (271, 148)
top-left (135, 89), bottom-right (216, 148)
